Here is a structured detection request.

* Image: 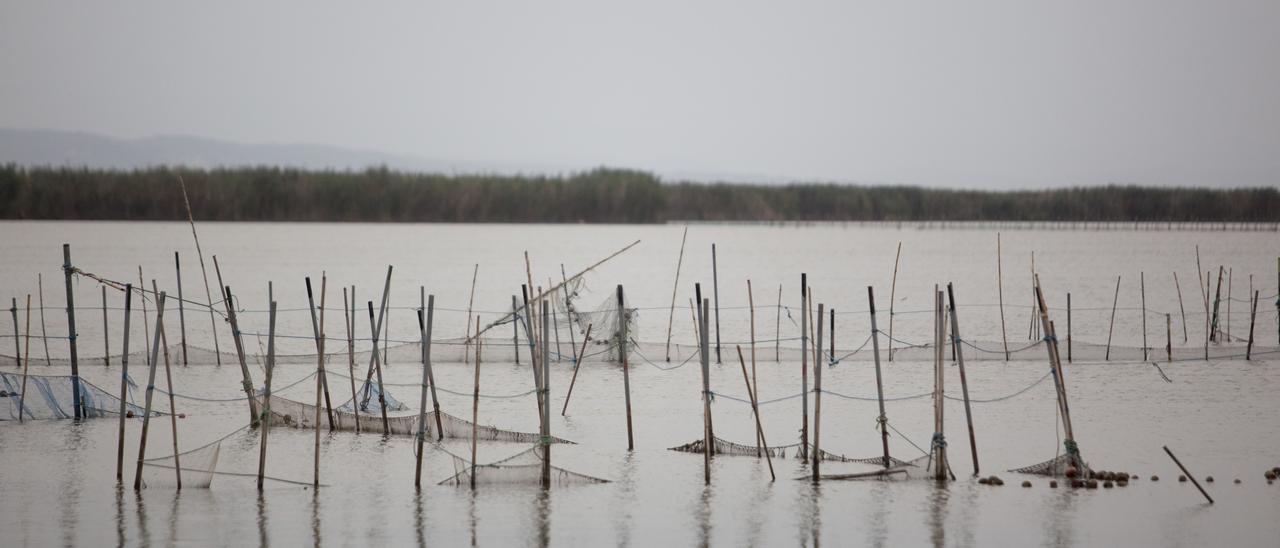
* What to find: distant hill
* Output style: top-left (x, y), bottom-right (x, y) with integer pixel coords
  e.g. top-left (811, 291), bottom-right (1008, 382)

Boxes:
top-left (0, 128), bottom-right (488, 173)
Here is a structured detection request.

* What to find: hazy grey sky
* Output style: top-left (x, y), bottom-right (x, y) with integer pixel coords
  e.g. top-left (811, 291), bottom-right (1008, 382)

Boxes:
top-left (2, 1), bottom-right (1277, 188)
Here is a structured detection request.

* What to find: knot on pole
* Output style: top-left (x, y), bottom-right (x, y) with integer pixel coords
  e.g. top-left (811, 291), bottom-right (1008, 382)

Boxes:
top-left (703, 390), bottom-right (715, 403)
top-left (931, 432), bottom-right (947, 450)
top-left (1064, 439), bottom-right (1080, 456)
top-left (875, 415), bottom-right (889, 431)
top-left (242, 380), bottom-right (255, 393)
top-left (538, 435), bottom-right (555, 446)
top-left (1043, 334), bottom-right (1057, 343)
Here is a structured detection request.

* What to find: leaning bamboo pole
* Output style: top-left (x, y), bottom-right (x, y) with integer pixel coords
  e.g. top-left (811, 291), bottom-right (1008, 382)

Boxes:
top-left (888, 242), bottom-right (902, 361)
top-left (114, 285), bottom-right (133, 480)
top-left (1174, 272), bottom-right (1189, 342)
top-left (867, 286), bottom-right (891, 468)
top-left (365, 266), bottom-right (394, 434)
top-left (133, 291), bottom-right (167, 490)
top-left (1033, 277), bottom-right (1080, 468)
top-left (560, 324), bottom-right (593, 416)
top-left (1246, 290), bottom-right (1259, 360)
top-left (63, 245), bottom-right (83, 418)
top-left (665, 227), bottom-right (688, 362)
top-left (37, 274), bottom-right (50, 366)
top-left (469, 317), bottom-right (481, 490)
top-left (735, 345), bottom-right (774, 481)
top-left (421, 288), bottom-right (443, 440)
top-left (560, 264), bottom-right (578, 364)
top-left (947, 283), bottom-right (979, 476)
top-left (257, 301), bottom-right (277, 491)
top-left (175, 252), bottom-right (187, 366)
top-left (9, 298), bottom-right (19, 368)
top-left (618, 285), bottom-right (635, 450)
top-left (17, 295), bottom-right (31, 422)
top-left (344, 287), bottom-right (359, 433)
top-left (812, 303), bottom-right (824, 482)
top-left (149, 280), bottom-right (183, 489)
top-left (996, 234), bottom-right (1008, 360)
top-left (1210, 267), bottom-right (1224, 342)
top-left (176, 175), bottom-right (222, 366)
top-left (1105, 275), bottom-right (1121, 360)
top-left (414, 296), bottom-right (436, 488)
top-left (463, 264), bottom-right (479, 364)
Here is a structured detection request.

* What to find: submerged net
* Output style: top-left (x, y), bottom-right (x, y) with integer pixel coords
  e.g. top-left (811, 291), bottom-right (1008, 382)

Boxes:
top-left (0, 371), bottom-right (158, 421)
top-left (437, 446), bottom-right (609, 486)
top-left (339, 380), bottom-right (409, 413)
top-left (1010, 441), bottom-right (1091, 477)
top-left (141, 433), bottom-right (224, 489)
top-left (257, 394), bottom-right (572, 443)
top-left (668, 436), bottom-right (791, 458)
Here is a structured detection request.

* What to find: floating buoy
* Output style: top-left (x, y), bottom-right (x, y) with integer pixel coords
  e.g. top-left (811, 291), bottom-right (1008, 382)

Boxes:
top-left (1234, 479), bottom-right (1241, 484)
top-left (1049, 480), bottom-right (1058, 488)
top-left (1103, 481), bottom-right (1114, 488)
top-left (1086, 479), bottom-right (1099, 489)
top-left (1178, 475), bottom-right (1187, 482)
top-left (1021, 480), bottom-right (1032, 488)
top-left (1151, 475), bottom-right (1159, 481)
top-left (1117, 480), bottom-right (1128, 487)
top-left (1205, 476), bottom-right (1214, 483)
top-left (1266, 471), bottom-right (1277, 481)
top-left (1130, 474), bottom-right (1138, 480)
top-left (1065, 466), bottom-right (1079, 479)
top-left (178, 413), bottom-right (186, 419)
top-left (990, 476), bottom-right (1005, 486)
top-left (126, 411), bottom-right (135, 418)
top-left (978, 477), bottom-right (989, 485)
top-left (1071, 479), bottom-right (1084, 489)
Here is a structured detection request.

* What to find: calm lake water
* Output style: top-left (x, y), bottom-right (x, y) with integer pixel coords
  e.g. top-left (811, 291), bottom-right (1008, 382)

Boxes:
top-left (1, 220), bottom-right (1278, 547)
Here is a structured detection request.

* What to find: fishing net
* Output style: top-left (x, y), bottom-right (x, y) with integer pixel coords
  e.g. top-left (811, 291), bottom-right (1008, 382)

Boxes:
top-left (1010, 441), bottom-right (1091, 477)
top-left (437, 446), bottom-right (609, 486)
top-left (668, 436), bottom-right (791, 458)
top-left (341, 380), bottom-right (408, 413)
top-left (141, 435), bottom-right (223, 489)
top-left (0, 371), bottom-right (157, 421)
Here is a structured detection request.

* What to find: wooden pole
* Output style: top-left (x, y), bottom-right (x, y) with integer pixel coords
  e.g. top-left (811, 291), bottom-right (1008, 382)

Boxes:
top-left (665, 227), bottom-right (688, 362)
top-left (366, 266), bottom-right (394, 434)
top-left (512, 296), bottom-right (521, 364)
top-left (1210, 267), bottom-right (1224, 342)
top-left (151, 280), bottom-right (182, 489)
top-left (414, 296), bottom-right (435, 488)
top-left (996, 234), bottom-right (1009, 360)
top-left (799, 273), bottom-right (809, 459)
top-left (304, 278), bottom-right (323, 487)
top-left (932, 288), bottom-right (948, 481)
top-left (812, 303), bottom-right (824, 482)
top-left (469, 317), bottom-right (481, 490)
top-left (1204, 271), bottom-right (1211, 360)
top-left (175, 252), bottom-right (187, 366)
top-left (344, 287), bottom-right (359, 433)
top-left (1275, 257), bottom-right (1278, 346)
top-left (829, 308), bottom-right (835, 362)
top-left (1066, 293), bottom-right (1072, 362)
top-left (1162, 446), bottom-right (1213, 504)
top-left (560, 324), bottom-right (593, 416)
top-left (867, 286), bottom-right (892, 468)
top-left (114, 285), bottom-right (133, 480)
top-left (213, 256), bottom-right (259, 426)
top-left (522, 285), bottom-right (544, 420)
top-left (1227, 268), bottom-right (1232, 341)
top-left (463, 264), bottom-right (478, 364)
top-left (37, 273), bottom-right (51, 366)
top-left (1247, 290), bottom-right (1259, 360)
top-left (698, 298), bottom-right (712, 485)
top-left (1141, 272), bottom-right (1148, 361)
top-left (221, 285), bottom-right (259, 427)
top-left (133, 291), bottom-right (166, 490)
top-left (257, 301), bottom-right (277, 491)
top-left (9, 298), bottom-right (19, 368)
top-left (1034, 278), bottom-right (1079, 462)
top-left (1105, 275), bottom-right (1121, 360)
top-left (618, 285), bottom-right (635, 450)
top-left (62, 244), bottom-right (83, 419)
top-left (1167, 313), bottom-right (1172, 362)
top-left (177, 175), bottom-right (222, 366)
top-left (1174, 272), bottom-right (1189, 342)
top-left (541, 306), bottom-right (551, 488)
top-left (1028, 253), bottom-right (1039, 340)
top-left (421, 289), bottom-right (443, 440)
top-left (947, 283), bottom-right (979, 477)
top-left (889, 242), bottom-right (902, 361)
top-left (712, 243), bottom-right (722, 364)
top-left (550, 277), bottom-right (561, 362)
top-left (102, 287), bottom-right (110, 366)
top-left (748, 280), bottom-right (759, 449)
top-left (17, 296), bottom-right (31, 422)
top-left (735, 345), bottom-right (774, 481)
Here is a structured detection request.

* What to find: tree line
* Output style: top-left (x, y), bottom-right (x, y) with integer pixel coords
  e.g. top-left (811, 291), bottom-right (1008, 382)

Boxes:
top-left (1, 164), bottom-right (1276, 223)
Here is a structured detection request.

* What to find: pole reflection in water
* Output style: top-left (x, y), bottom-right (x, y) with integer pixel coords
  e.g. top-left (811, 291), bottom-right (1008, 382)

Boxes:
top-left (115, 484), bottom-right (126, 548)
top-left (534, 489), bottom-right (551, 548)
top-left (311, 491), bottom-right (322, 548)
top-left (925, 485), bottom-right (950, 548)
top-left (612, 451), bottom-right (637, 548)
top-left (413, 491), bottom-right (426, 548)
top-left (134, 491), bottom-right (151, 548)
top-left (864, 481), bottom-right (892, 548)
top-left (256, 491), bottom-right (268, 548)
top-left (696, 485), bottom-right (713, 548)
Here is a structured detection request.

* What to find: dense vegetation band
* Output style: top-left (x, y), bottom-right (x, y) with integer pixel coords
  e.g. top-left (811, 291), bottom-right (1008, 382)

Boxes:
top-left (1, 165), bottom-right (1276, 223)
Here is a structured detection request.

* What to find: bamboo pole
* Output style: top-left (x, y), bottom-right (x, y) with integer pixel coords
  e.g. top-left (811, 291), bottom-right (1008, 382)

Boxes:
top-left (1162, 446), bottom-right (1213, 504)
top-left (1166, 313), bottom-right (1172, 362)
top-left (829, 308), bottom-right (835, 362)
top-left (469, 317), bottom-right (481, 490)
top-left (62, 245), bottom-right (83, 418)
top-left (257, 301), bottom-right (277, 491)
top-left (177, 175), bottom-right (222, 366)
top-left (133, 291), bottom-right (166, 490)
top-left (748, 280), bottom-right (758, 450)
top-left (560, 264), bottom-right (578, 365)
top-left (414, 296), bottom-right (435, 488)
top-left (698, 298), bottom-right (712, 485)
top-left (512, 296), bottom-right (521, 365)
top-left (522, 285), bottom-right (544, 420)
top-left (618, 285), bottom-right (635, 450)
top-left (139, 268), bottom-right (150, 372)
top-left (735, 345), bottom-right (773, 481)
top-left (799, 273), bottom-right (809, 459)
top-left (463, 264), bottom-right (478, 364)
top-left (1174, 272), bottom-right (1189, 342)
top-left (947, 283), bottom-right (979, 476)
top-left (421, 289), bottom-right (443, 440)
top-left (712, 243), bottom-right (722, 364)
top-left (1275, 257), bottom-right (1278, 346)
top-left (867, 286), bottom-right (891, 468)
top-left (114, 285), bottom-right (133, 480)
top-left (812, 303), bottom-right (824, 482)
top-left (1034, 278), bottom-right (1078, 463)
top-left (665, 227), bottom-right (688, 362)
top-left (344, 287), bottom-right (359, 433)
top-left (365, 266), bottom-right (394, 434)
top-left (214, 255), bottom-right (259, 426)
top-left (17, 296), bottom-right (31, 422)
top-left (541, 306), bottom-right (551, 488)
top-left (1204, 271), bottom-right (1211, 360)
top-left (1066, 293), bottom-right (1072, 362)
top-left (1227, 268), bottom-right (1232, 341)
top-left (996, 234), bottom-right (1008, 360)
top-left (9, 298), bottom-right (19, 368)
top-left (1141, 272), bottom-right (1148, 361)
top-left (38, 273), bottom-right (50, 366)
top-left (1247, 290), bottom-right (1259, 360)
top-left (151, 280), bottom-right (182, 489)
top-left (1105, 275), bottom-right (1121, 360)
top-left (932, 288), bottom-right (948, 481)
top-left (175, 252), bottom-right (187, 366)
top-left (304, 278), bottom-right (323, 487)
top-left (560, 324), bottom-right (593, 416)
top-left (102, 287), bottom-right (110, 366)
top-left (1210, 267), bottom-right (1224, 342)
top-left (889, 242), bottom-right (902, 361)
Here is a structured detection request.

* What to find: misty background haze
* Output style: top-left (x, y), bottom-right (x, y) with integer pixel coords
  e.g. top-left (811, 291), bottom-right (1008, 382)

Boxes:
top-left (1, 1), bottom-right (1277, 189)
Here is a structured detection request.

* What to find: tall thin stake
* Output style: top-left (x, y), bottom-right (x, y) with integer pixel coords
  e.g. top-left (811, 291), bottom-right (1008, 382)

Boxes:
top-left (221, 285), bottom-right (259, 427)
top-left (775, 284), bottom-right (782, 362)
top-left (665, 227), bottom-right (688, 362)
top-left (151, 280), bottom-right (181, 489)
top-left (735, 345), bottom-right (774, 481)
top-left (867, 287), bottom-right (891, 468)
top-left (812, 303), bottom-right (824, 482)
top-left (1105, 275), bottom-right (1121, 360)
top-left (560, 264), bottom-right (578, 364)
top-left (62, 245), bottom-right (83, 418)
top-left (1174, 272), bottom-right (1189, 342)
top-left (175, 252), bottom-right (188, 366)
top-left (470, 316), bottom-right (481, 490)
top-left (997, 234), bottom-right (1008, 360)
top-left (133, 291), bottom-right (166, 490)
top-left (947, 283), bottom-right (979, 476)
top-left (365, 266), bottom-right (394, 434)
top-left (748, 280), bottom-right (759, 449)
top-left (344, 287), bottom-right (359, 433)
top-left (463, 264), bottom-right (478, 364)
top-left (257, 301), bottom-right (277, 490)
top-left (415, 295), bottom-right (436, 487)
top-left (560, 324), bottom-right (593, 416)
top-left (1141, 272), bottom-right (1148, 360)
top-left (37, 273), bottom-right (51, 366)
top-left (512, 296), bottom-right (521, 364)
top-left (176, 175), bottom-right (221, 366)
top-left (799, 273), bottom-right (809, 459)
top-left (1246, 290), bottom-right (1259, 360)
top-left (698, 298), bottom-right (712, 485)
top-left (889, 242), bottom-right (902, 361)
top-left (102, 287), bottom-right (110, 366)
top-left (712, 243), bottom-right (722, 364)
top-left (10, 298), bottom-right (20, 368)
top-left (1066, 293), bottom-right (1072, 363)
top-left (618, 285), bottom-right (635, 450)
top-left (17, 296), bottom-right (31, 422)
top-left (114, 285), bottom-right (133, 480)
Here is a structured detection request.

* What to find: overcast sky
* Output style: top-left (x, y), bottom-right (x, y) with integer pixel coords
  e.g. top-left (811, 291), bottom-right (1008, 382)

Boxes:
top-left (1, 1), bottom-right (1277, 189)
